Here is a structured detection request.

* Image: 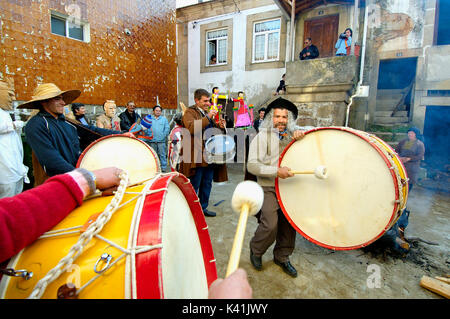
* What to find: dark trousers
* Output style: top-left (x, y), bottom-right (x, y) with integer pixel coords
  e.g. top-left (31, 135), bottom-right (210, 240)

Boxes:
top-left (189, 166), bottom-right (214, 211)
top-left (250, 187), bottom-right (296, 262)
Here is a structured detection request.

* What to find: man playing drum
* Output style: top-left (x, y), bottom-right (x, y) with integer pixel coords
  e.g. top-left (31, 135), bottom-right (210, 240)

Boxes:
top-left (247, 97), bottom-right (304, 277)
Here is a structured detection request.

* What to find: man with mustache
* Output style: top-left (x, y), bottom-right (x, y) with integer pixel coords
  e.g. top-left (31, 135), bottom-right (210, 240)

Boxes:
top-left (247, 97), bottom-right (304, 278)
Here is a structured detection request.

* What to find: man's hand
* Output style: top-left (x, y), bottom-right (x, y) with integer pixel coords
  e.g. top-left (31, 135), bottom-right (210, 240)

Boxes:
top-left (208, 268), bottom-right (252, 299)
top-left (92, 167), bottom-right (123, 190)
top-left (400, 157), bottom-right (410, 163)
top-left (207, 109), bottom-right (218, 120)
top-left (277, 167), bottom-right (294, 179)
top-left (218, 118), bottom-right (226, 129)
top-left (292, 130), bottom-right (305, 140)
top-left (122, 132), bottom-right (135, 138)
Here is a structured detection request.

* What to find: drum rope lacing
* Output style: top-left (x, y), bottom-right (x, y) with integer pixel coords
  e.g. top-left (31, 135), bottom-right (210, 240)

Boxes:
top-left (27, 171), bottom-right (130, 299)
top-left (365, 132), bottom-right (407, 216)
top-left (27, 172), bottom-right (173, 299)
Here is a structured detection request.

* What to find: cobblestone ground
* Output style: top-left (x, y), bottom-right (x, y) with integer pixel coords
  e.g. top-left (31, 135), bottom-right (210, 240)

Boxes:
top-left (206, 164), bottom-right (449, 299)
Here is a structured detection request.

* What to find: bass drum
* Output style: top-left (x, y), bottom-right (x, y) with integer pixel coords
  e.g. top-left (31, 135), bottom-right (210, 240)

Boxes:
top-left (0, 173), bottom-right (217, 299)
top-left (276, 127), bottom-right (408, 250)
top-left (77, 135), bottom-right (160, 186)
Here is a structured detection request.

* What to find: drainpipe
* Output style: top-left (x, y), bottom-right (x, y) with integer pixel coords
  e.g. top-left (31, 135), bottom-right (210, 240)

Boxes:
top-left (290, 0), bottom-right (296, 62)
top-left (345, 1), bottom-right (368, 127)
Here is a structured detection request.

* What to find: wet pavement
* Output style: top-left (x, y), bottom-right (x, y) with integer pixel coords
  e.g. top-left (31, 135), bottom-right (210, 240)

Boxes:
top-left (205, 163), bottom-right (450, 299)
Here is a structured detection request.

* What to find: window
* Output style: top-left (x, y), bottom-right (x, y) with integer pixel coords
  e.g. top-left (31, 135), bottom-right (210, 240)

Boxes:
top-left (50, 12), bottom-right (89, 42)
top-left (253, 19), bottom-right (281, 63)
top-left (206, 28), bottom-right (228, 66)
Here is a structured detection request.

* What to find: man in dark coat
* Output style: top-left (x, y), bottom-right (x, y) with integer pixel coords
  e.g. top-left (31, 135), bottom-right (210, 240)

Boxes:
top-left (299, 37), bottom-right (319, 60)
top-left (119, 101), bottom-right (141, 132)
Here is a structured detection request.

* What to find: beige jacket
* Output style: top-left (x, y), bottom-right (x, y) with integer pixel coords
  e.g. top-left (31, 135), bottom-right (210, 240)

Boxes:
top-left (247, 127), bottom-right (292, 187)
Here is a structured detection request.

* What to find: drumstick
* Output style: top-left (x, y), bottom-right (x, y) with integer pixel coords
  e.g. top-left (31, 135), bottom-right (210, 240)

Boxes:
top-left (226, 181), bottom-right (264, 277)
top-left (290, 165), bottom-right (328, 179)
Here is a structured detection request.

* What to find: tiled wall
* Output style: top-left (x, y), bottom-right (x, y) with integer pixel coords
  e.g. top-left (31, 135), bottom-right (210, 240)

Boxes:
top-left (0, 0), bottom-right (177, 109)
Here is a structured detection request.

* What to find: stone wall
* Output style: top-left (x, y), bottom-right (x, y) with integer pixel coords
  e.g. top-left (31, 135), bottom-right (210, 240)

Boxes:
top-left (284, 56), bottom-right (359, 127)
top-left (0, 0), bottom-right (177, 109)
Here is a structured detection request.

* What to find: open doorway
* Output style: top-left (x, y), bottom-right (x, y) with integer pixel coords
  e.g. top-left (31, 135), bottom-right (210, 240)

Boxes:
top-left (376, 57), bottom-right (418, 118)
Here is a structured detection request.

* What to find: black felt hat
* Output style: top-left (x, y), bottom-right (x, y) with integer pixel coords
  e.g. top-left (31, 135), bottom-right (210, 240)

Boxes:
top-left (264, 97), bottom-right (298, 120)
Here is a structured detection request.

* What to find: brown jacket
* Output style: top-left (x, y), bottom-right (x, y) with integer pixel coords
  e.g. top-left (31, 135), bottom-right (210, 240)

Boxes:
top-left (179, 106), bottom-right (228, 182)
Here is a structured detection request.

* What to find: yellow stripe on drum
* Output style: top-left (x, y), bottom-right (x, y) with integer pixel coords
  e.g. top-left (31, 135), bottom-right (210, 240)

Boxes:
top-left (371, 135), bottom-right (409, 212)
top-left (2, 184), bottom-right (146, 299)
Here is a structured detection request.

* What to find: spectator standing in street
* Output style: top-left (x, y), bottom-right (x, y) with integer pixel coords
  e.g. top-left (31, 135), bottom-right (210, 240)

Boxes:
top-left (149, 105), bottom-right (170, 172)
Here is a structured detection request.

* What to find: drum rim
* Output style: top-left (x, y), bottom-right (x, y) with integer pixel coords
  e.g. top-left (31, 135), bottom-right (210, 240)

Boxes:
top-left (275, 126), bottom-right (403, 251)
top-left (134, 172), bottom-right (217, 298)
top-left (76, 134), bottom-right (161, 184)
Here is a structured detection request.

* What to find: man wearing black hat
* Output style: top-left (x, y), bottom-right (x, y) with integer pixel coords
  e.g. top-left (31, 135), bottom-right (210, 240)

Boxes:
top-left (247, 97), bottom-right (304, 278)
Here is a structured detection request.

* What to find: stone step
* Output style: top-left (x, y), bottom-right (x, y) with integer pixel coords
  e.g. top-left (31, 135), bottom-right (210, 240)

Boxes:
top-left (375, 111), bottom-right (408, 117)
top-left (376, 104), bottom-right (407, 111)
top-left (373, 116), bottom-right (409, 124)
top-left (376, 93), bottom-right (404, 100)
top-left (376, 98), bottom-right (403, 106)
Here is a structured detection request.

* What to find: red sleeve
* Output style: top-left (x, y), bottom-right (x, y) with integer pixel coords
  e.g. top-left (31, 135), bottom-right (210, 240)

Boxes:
top-left (0, 174), bottom-right (84, 263)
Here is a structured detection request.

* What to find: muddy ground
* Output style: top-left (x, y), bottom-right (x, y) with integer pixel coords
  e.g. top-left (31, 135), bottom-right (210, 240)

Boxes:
top-left (205, 163), bottom-right (449, 299)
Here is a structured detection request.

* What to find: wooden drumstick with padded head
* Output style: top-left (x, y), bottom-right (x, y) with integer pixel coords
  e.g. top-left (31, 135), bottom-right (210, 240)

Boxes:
top-left (291, 165), bottom-right (328, 179)
top-left (226, 181), bottom-right (264, 277)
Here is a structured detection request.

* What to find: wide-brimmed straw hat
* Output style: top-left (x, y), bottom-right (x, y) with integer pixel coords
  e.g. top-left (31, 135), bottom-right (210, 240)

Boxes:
top-left (18, 83), bottom-right (81, 109)
top-left (264, 97), bottom-right (298, 120)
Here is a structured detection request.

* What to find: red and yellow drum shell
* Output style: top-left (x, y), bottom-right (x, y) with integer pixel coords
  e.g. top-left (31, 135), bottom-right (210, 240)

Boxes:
top-left (0, 173), bottom-right (217, 299)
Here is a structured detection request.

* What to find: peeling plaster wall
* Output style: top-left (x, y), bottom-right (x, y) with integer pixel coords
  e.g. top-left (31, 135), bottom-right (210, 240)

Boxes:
top-left (368, 0), bottom-right (425, 52)
top-left (0, 0), bottom-right (177, 109)
top-left (185, 3), bottom-right (285, 107)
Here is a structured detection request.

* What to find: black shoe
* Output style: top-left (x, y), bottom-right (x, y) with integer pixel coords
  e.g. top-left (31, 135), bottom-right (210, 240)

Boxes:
top-left (203, 209), bottom-right (216, 217)
top-left (274, 259), bottom-right (297, 278)
top-left (250, 246), bottom-right (262, 270)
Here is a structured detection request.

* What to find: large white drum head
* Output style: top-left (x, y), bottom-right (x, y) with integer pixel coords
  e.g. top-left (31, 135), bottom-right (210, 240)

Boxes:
top-left (277, 128), bottom-right (397, 249)
top-left (162, 182), bottom-right (209, 298)
top-left (77, 135), bottom-right (160, 186)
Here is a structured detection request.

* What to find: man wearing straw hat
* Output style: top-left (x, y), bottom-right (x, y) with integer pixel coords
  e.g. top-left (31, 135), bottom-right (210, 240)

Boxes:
top-left (247, 97), bottom-right (305, 278)
top-left (20, 83), bottom-right (132, 186)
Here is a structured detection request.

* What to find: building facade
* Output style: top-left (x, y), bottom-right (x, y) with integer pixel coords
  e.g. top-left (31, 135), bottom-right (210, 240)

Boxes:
top-left (177, 0), bottom-right (449, 171)
top-left (1, 0), bottom-right (178, 111)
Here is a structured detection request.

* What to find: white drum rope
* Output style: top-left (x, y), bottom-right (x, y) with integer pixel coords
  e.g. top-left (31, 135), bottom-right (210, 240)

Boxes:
top-left (366, 133), bottom-right (407, 212)
top-left (27, 171), bottom-right (130, 299)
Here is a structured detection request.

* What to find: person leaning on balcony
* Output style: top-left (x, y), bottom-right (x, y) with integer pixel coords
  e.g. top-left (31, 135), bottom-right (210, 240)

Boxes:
top-left (335, 28), bottom-right (352, 56)
top-left (299, 37), bottom-right (319, 60)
